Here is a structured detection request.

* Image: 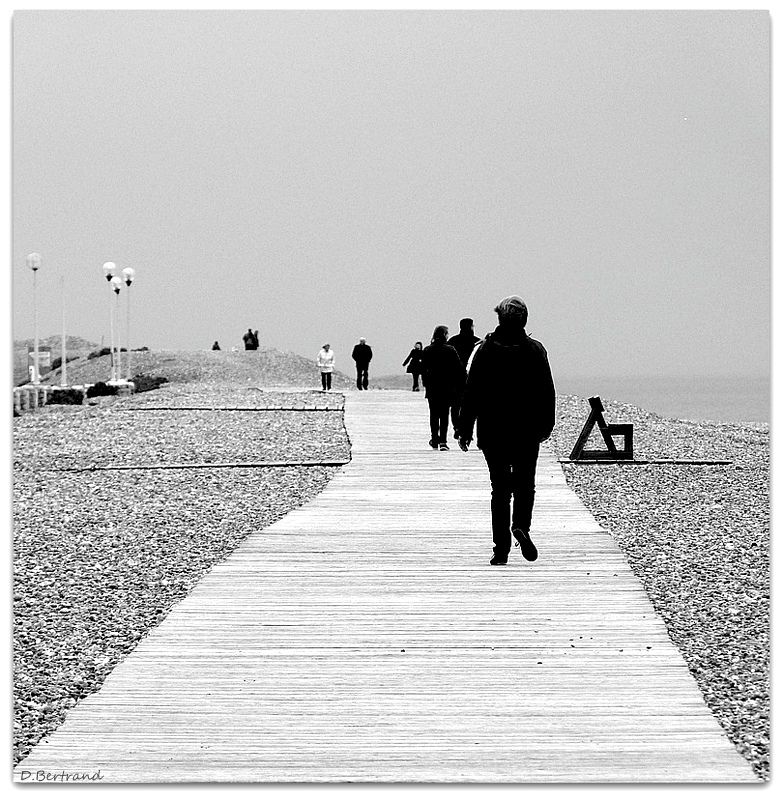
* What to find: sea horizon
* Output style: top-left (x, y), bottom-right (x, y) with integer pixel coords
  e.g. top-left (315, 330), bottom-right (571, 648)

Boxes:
top-left (555, 373), bottom-right (770, 425)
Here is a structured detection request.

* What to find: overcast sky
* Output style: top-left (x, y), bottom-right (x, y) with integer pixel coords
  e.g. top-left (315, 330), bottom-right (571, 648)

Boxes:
top-left (11, 9), bottom-right (770, 378)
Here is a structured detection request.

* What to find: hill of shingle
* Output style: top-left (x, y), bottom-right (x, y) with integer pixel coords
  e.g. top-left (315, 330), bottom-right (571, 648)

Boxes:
top-left (35, 348), bottom-right (353, 390)
top-left (13, 337), bottom-right (99, 386)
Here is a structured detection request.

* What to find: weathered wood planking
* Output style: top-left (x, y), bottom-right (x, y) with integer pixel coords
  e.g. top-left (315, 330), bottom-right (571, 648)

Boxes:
top-left (14, 391), bottom-right (757, 783)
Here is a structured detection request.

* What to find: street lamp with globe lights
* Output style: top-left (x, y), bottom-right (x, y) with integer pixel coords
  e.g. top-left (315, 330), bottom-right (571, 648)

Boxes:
top-left (26, 253), bottom-right (42, 384)
top-left (102, 262), bottom-right (120, 381)
top-left (102, 263), bottom-right (116, 380)
top-left (122, 267), bottom-right (135, 381)
top-left (110, 275), bottom-right (123, 381)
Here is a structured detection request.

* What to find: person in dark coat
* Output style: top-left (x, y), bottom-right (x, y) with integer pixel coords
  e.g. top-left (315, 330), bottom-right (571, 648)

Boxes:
top-left (211, 341), bottom-right (221, 351)
top-left (402, 341), bottom-right (424, 391)
top-left (243, 328), bottom-right (259, 350)
top-left (458, 296), bottom-right (556, 566)
top-left (447, 318), bottom-right (481, 437)
top-left (421, 325), bottom-right (466, 451)
top-left (351, 337), bottom-right (373, 390)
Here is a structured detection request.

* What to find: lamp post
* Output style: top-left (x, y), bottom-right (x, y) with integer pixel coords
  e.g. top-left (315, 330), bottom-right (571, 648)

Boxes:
top-left (122, 267), bottom-right (135, 381)
top-left (60, 274), bottom-right (67, 387)
top-left (110, 276), bottom-right (123, 381)
top-left (103, 262), bottom-right (116, 381)
top-left (26, 253), bottom-right (42, 384)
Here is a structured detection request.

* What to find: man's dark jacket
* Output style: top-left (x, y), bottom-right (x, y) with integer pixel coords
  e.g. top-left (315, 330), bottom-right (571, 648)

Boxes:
top-left (447, 331), bottom-right (481, 368)
top-left (420, 341), bottom-right (465, 401)
top-left (458, 324), bottom-right (556, 451)
top-left (352, 343), bottom-right (373, 366)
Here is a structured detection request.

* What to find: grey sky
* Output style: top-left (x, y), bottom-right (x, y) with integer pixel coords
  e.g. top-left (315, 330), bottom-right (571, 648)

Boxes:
top-left (12, 10), bottom-right (770, 379)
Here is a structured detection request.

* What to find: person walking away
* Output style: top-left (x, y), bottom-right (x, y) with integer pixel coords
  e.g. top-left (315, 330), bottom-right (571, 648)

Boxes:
top-left (317, 343), bottom-right (335, 391)
top-left (421, 326), bottom-right (465, 451)
top-left (457, 296), bottom-right (555, 566)
top-left (447, 318), bottom-right (481, 438)
top-left (352, 337), bottom-right (373, 390)
top-left (243, 328), bottom-right (258, 351)
top-left (402, 341), bottom-right (424, 391)
top-left (212, 341), bottom-right (221, 351)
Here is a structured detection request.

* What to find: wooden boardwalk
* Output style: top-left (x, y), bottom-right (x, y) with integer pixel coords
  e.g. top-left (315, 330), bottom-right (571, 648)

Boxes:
top-left (14, 391), bottom-right (756, 783)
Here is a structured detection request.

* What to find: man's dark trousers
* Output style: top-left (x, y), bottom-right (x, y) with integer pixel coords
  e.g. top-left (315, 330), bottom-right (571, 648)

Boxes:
top-left (481, 441), bottom-right (540, 555)
top-left (356, 366), bottom-right (369, 390)
top-left (450, 393), bottom-right (463, 436)
top-left (427, 397), bottom-right (450, 445)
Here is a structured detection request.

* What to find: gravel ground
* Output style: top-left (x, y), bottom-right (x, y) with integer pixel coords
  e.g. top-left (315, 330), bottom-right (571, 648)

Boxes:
top-left (548, 395), bottom-right (769, 781)
top-left (14, 375), bottom-right (769, 780)
top-left (13, 386), bottom-right (349, 765)
top-left (15, 386), bottom-right (348, 472)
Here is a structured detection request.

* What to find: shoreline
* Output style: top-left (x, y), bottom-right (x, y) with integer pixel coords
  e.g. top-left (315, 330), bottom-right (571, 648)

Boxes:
top-left (12, 386), bottom-right (769, 779)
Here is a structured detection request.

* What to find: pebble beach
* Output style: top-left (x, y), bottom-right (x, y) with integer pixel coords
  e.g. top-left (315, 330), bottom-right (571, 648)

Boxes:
top-left (12, 352), bottom-right (769, 779)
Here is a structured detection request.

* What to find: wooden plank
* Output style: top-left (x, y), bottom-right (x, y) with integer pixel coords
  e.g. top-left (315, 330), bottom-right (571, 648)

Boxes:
top-left (13, 391), bottom-right (757, 784)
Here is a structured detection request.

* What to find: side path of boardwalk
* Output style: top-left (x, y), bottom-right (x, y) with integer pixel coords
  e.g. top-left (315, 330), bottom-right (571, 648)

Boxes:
top-left (14, 391), bottom-right (756, 783)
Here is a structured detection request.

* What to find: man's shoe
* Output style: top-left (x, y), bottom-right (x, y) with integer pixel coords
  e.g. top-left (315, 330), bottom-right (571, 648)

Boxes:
top-left (429, 439), bottom-right (438, 449)
top-left (489, 553), bottom-right (508, 566)
top-left (439, 443), bottom-right (449, 451)
top-left (513, 529), bottom-right (538, 561)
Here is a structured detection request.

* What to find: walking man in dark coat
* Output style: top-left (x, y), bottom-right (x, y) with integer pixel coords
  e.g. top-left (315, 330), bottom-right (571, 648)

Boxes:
top-left (421, 325), bottom-right (466, 451)
top-left (447, 317), bottom-right (481, 439)
top-left (352, 337), bottom-right (373, 390)
top-left (458, 296), bottom-right (556, 566)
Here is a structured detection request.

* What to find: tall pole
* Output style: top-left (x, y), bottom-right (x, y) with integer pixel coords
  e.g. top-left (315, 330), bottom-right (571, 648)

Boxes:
top-left (109, 288), bottom-right (116, 381)
top-left (126, 284), bottom-right (130, 380)
top-left (60, 274), bottom-right (67, 387)
top-left (26, 253), bottom-right (42, 385)
top-left (115, 289), bottom-right (121, 381)
top-left (103, 263), bottom-right (116, 381)
top-left (111, 276), bottom-right (122, 381)
top-left (122, 267), bottom-right (135, 381)
top-left (32, 268), bottom-right (39, 384)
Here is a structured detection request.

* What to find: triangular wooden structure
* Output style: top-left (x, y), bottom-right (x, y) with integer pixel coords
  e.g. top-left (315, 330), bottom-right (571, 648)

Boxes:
top-left (569, 396), bottom-right (634, 460)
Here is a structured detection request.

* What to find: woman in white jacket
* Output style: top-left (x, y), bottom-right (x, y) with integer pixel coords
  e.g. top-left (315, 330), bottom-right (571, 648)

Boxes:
top-left (317, 343), bottom-right (335, 391)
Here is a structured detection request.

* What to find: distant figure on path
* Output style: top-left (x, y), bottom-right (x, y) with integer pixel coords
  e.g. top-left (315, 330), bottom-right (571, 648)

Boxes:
top-left (317, 343), bottom-right (335, 391)
top-left (402, 341), bottom-right (424, 391)
top-left (447, 318), bottom-right (481, 438)
top-left (352, 337), bottom-right (373, 390)
top-left (243, 328), bottom-right (259, 351)
top-left (211, 341), bottom-right (221, 351)
top-left (421, 326), bottom-right (465, 451)
top-left (458, 296), bottom-right (556, 566)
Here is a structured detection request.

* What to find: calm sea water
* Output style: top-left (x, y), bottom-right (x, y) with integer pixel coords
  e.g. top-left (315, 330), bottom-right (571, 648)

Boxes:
top-left (556, 374), bottom-right (770, 424)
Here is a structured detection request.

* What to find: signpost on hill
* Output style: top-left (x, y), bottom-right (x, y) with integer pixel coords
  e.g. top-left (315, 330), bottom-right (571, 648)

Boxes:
top-left (27, 347), bottom-right (50, 383)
